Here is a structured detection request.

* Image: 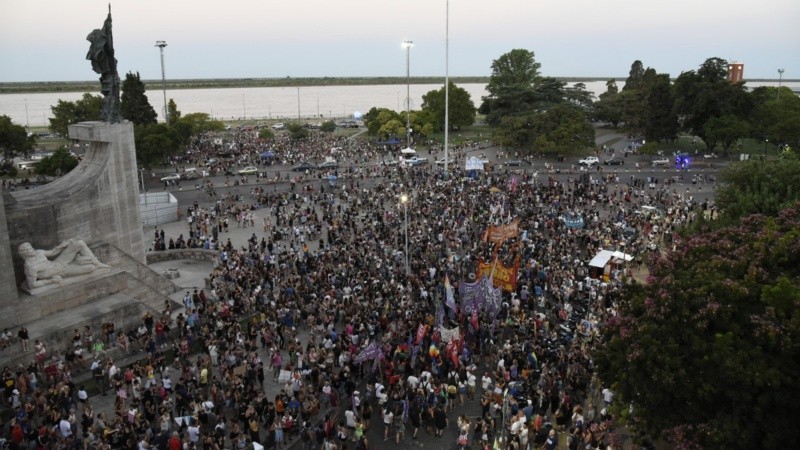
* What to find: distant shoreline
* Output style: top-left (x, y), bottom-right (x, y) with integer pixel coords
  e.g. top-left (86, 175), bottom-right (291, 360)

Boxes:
top-left (0, 76), bottom-right (617, 94)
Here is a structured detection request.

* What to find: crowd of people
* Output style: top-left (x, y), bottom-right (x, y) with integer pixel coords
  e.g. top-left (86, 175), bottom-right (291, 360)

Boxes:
top-left (2, 137), bottom-right (711, 450)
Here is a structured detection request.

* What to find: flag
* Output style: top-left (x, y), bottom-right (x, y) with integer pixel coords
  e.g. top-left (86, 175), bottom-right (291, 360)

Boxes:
top-left (354, 342), bottom-right (383, 364)
top-left (415, 323), bottom-right (428, 345)
top-left (446, 340), bottom-right (459, 367)
top-left (527, 350), bottom-right (539, 370)
top-left (444, 274), bottom-right (456, 312)
top-left (470, 310), bottom-right (479, 331)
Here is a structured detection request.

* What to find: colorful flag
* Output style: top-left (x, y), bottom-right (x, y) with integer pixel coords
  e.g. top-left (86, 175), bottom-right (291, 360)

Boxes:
top-left (354, 342), bottom-right (383, 364)
top-left (415, 323), bottom-right (428, 345)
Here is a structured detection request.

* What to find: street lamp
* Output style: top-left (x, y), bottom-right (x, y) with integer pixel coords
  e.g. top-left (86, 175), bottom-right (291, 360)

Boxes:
top-left (443, 0), bottom-right (450, 176)
top-left (400, 194), bottom-right (410, 274)
top-left (155, 41), bottom-right (168, 122)
top-left (778, 68), bottom-right (785, 101)
top-left (402, 40), bottom-right (414, 149)
top-left (764, 138), bottom-right (769, 158)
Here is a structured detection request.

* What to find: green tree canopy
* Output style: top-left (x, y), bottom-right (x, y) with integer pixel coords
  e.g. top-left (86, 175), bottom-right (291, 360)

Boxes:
top-left (34, 146), bottom-right (79, 177)
top-left (494, 104), bottom-right (594, 155)
top-left (320, 120), bottom-right (336, 133)
top-left (480, 49), bottom-right (543, 125)
top-left (673, 57), bottom-right (752, 146)
top-left (286, 122), bottom-right (309, 141)
top-left (121, 71), bottom-right (157, 125)
top-left (421, 81), bottom-right (476, 131)
top-left (704, 114), bottom-right (749, 152)
top-left (134, 123), bottom-right (178, 168)
top-left (596, 202), bottom-right (800, 449)
top-left (48, 93), bottom-right (102, 137)
top-left (594, 79), bottom-right (623, 127)
top-left (714, 158), bottom-right (800, 222)
top-left (167, 99), bottom-right (181, 125)
top-left (0, 115), bottom-right (36, 174)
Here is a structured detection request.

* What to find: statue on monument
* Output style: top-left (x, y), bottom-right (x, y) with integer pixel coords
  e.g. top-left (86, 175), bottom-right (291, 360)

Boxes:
top-left (86, 5), bottom-right (121, 123)
top-left (18, 239), bottom-right (111, 291)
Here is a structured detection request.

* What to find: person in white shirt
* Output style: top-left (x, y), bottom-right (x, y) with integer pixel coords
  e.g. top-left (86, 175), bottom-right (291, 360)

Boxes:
top-left (481, 373), bottom-right (493, 391)
top-left (466, 371), bottom-right (477, 400)
top-left (406, 375), bottom-right (420, 390)
top-left (187, 423), bottom-right (200, 443)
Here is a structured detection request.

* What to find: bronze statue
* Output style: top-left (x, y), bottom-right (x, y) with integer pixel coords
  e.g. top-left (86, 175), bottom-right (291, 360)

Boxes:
top-left (86, 5), bottom-right (121, 123)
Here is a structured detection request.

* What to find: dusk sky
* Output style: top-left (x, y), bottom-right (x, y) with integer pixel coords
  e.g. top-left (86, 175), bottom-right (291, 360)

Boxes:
top-left (1, 0), bottom-right (798, 82)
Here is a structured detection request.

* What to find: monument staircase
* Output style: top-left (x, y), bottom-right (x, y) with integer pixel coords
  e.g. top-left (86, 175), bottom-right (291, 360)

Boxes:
top-left (0, 242), bottom-right (181, 370)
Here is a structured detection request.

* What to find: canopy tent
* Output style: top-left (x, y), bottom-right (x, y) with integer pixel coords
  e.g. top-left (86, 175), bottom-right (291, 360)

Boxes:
top-left (400, 147), bottom-right (417, 155)
top-left (588, 249), bottom-right (634, 268)
top-left (377, 138), bottom-right (401, 145)
top-left (259, 150), bottom-right (275, 158)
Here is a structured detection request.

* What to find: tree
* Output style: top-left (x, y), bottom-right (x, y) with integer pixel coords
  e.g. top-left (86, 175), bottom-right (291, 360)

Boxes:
top-left (749, 86), bottom-right (800, 148)
top-left (714, 158), bottom-right (800, 222)
top-left (320, 121), bottom-right (336, 133)
top-left (167, 99), bottom-right (181, 125)
top-left (421, 81), bottom-right (476, 131)
top-left (596, 202), bottom-right (800, 449)
top-left (363, 108), bottom-right (402, 136)
top-left (120, 72), bottom-right (157, 125)
top-left (594, 79), bottom-right (623, 126)
top-left (48, 93), bottom-right (102, 137)
top-left (494, 105), bottom-right (594, 155)
top-left (0, 115), bottom-right (36, 175)
top-left (704, 115), bottom-right (749, 152)
top-left (134, 123), bottom-right (178, 168)
top-left (286, 123), bottom-right (309, 141)
top-left (622, 60), bottom-right (646, 91)
top-left (642, 74), bottom-right (678, 142)
top-left (34, 146), bottom-right (79, 177)
top-left (673, 57), bottom-right (752, 146)
top-left (258, 128), bottom-right (274, 140)
top-left (480, 49), bottom-right (542, 125)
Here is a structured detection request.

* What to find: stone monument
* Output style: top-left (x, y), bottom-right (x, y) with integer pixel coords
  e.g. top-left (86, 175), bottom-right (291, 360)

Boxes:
top-left (0, 8), bottom-right (179, 369)
top-left (18, 239), bottom-right (111, 293)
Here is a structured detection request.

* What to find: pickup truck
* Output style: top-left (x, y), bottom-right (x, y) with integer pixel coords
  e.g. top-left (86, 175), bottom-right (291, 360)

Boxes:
top-left (578, 156), bottom-right (600, 166)
top-left (402, 156), bottom-right (428, 167)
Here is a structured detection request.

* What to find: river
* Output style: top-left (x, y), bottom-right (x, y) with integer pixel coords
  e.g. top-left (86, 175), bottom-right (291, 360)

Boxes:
top-left (1, 80), bottom-right (795, 127)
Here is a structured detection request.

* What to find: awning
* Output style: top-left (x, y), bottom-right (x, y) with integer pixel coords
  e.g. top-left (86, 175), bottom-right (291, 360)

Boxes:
top-left (260, 150), bottom-right (275, 158)
top-left (588, 249), bottom-right (633, 268)
top-left (400, 147), bottom-right (417, 155)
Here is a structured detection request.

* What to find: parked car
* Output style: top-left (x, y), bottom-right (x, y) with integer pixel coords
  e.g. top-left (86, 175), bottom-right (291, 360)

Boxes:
top-left (160, 173), bottom-right (181, 182)
top-left (603, 157), bottom-right (624, 166)
top-left (652, 158), bottom-right (671, 167)
top-left (272, 123), bottom-right (285, 130)
top-left (578, 156), bottom-right (600, 166)
top-left (238, 166), bottom-right (259, 175)
top-left (180, 168), bottom-right (203, 180)
top-left (292, 162), bottom-right (317, 172)
top-left (317, 159), bottom-right (339, 170)
top-left (505, 159), bottom-right (528, 166)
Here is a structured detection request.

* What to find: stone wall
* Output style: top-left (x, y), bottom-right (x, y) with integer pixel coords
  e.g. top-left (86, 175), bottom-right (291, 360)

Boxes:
top-left (0, 192), bottom-right (18, 304)
top-left (145, 248), bottom-right (218, 264)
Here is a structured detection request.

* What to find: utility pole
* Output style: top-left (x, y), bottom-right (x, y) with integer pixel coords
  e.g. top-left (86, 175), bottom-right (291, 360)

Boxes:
top-left (155, 41), bottom-right (168, 122)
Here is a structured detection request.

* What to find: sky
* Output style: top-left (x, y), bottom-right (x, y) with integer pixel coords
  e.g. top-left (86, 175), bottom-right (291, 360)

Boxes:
top-left (1, 0), bottom-right (798, 83)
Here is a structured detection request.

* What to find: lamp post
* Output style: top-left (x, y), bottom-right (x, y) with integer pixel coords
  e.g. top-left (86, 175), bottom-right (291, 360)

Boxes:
top-left (764, 139), bottom-right (768, 158)
top-left (400, 194), bottom-right (410, 274)
top-left (443, 0), bottom-right (450, 176)
top-left (155, 41), bottom-right (168, 123)
top-left (778, 68), bottom-right (785, 101)
top-left (297, 87), bottom-right (301, 120)
top-left (402, 40), bottom-right (414, 149)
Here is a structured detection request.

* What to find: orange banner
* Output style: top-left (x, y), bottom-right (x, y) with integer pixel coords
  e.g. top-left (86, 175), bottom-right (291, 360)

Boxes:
top-left (476, 256), bottom-right (520, 292)
top-left (483, 220), bottom-right (520, 245)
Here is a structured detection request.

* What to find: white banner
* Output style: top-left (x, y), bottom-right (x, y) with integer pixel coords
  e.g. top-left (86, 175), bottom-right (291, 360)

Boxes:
top-left (440, 326), bottom-right (461, 343)
top-left (465, 157), bottom-right (485, 171)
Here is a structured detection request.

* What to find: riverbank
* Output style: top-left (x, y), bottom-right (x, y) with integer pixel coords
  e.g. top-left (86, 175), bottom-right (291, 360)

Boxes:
top-left (0, 76), bottom-right (628, 94)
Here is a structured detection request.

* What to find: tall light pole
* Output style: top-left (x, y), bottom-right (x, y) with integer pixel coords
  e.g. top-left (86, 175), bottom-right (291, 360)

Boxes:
top-left (778, 68), bottom-right (785, 101)
top-left (402, 40), bottom-right (414, 149)
top-left (297, 87), bottom-right (301, 120)
top-left (155, 41), bottom-right (168, 122)
top-left (444, 0), bottom-right (450, 176)
top-left (24, 98), bottom-right (29, 128)
top-left (400, 194), bottom-right (410, 275)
